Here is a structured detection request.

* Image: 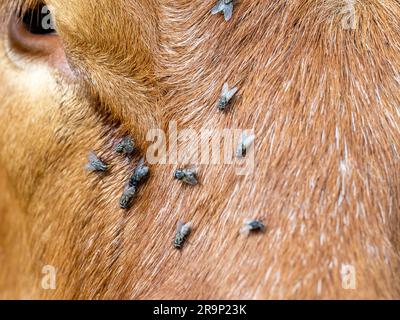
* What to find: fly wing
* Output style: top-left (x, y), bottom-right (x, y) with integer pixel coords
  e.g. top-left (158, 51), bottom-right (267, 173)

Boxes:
top-left (221, 82), bottom-right (229, 96)
top-left (211, 0), bottom-right (225, 15)
top-left (223, 3), bottom-right (234, 21)
top-left (243, 219), bottom-right (252, 225)
top-left (239, 219), bottom-right (252, 235)
top-left (240, 225), bottom-right (251, 235)
top-left (225, 86), bottom-right (238, 102)
top-left (85, 163), bottom-right (94, 171)
top-left (88, 151), bottom-right (97, 163)
top-left (182, 167), bottom-right (198, 185)
top-left (137, 157), bottom-right (145, 168)
top-left (184, 172), bottom-right (198, 185)
top-left (176, 220), bottom-right (184, 233)
top-left (244, 134), bottom-right (255, 148)
top-left (181, 221), bottom-right (193, 235)
top-left (134, 157), bottom-right (146, 176)
top-left (86, 152), bottom-right (99, 171)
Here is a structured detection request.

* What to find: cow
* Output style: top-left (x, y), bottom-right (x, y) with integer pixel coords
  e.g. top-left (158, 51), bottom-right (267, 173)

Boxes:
top-left (0, 0), bottom-right (399, 299)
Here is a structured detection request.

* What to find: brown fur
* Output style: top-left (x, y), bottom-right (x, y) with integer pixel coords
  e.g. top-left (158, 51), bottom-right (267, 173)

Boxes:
top-left (0, 0), bottom-right (399, 299)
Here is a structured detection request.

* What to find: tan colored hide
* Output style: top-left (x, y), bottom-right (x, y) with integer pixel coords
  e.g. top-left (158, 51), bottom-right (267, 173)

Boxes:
top-left (0, 0), bottom-right (399, 299)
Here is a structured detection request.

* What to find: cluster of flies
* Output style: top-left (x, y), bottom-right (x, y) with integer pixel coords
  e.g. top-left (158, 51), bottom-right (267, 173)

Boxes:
top-left (85, 1), bottom-right (263, 250)
top-left (86, 136), bottom-right (150, 210)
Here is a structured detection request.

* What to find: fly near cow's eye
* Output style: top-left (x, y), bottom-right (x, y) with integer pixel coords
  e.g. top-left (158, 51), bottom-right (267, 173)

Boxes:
top-left (173, 221), bottom-right (193, 249)
top-left (211, 0), bottom-right (235, 21)
top-left (174, 168), bottom-right (199, 186)
top-left (217, 83), bottom-right (238, 111)
top-left (85, 152), bottom-right (109, 172)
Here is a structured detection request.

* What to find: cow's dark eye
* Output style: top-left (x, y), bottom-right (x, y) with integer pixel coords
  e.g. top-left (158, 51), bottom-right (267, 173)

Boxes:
top-left (21, 2), bottom-right (56, 35)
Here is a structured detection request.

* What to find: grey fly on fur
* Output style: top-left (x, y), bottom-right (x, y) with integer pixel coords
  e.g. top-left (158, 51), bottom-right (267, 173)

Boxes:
top-left (240, 219), bottom-right (265, 235)
top-left (236, 132), bottom-right (255, 158)
top-left (129, 158), bottom-right (150, 188)
top-left (86, 152), bottom-right (109, 172)
top-left (115, 136), bottom-right (135, 156)
top-left (217, 83), bottom-right (238, 110)
top-left (211, 0), bottom-right (234, 21)
top-left (119, 158), bottom-right (149, 210)
top-left (174, 168), bottom-right (198, 185)
top-left (173, 221), bottom-right (193, 249)
top-left (119, 186), bottom-right (136, 210)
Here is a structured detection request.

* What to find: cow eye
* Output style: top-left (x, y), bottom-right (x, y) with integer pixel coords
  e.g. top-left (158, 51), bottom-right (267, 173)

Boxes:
top-left (21, 2), bottom-right (56, 35)
top-left (8, 2), bottom-right (72, 76)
